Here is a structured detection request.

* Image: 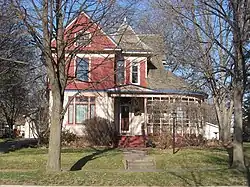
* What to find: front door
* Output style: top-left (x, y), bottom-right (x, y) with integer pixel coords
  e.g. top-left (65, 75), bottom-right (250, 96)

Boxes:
top-left (120, 104), bottom-right (130, 134)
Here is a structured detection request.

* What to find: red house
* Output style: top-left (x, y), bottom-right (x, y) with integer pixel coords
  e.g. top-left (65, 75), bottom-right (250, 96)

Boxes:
top-left (56, 12), bottom-right (207, 147)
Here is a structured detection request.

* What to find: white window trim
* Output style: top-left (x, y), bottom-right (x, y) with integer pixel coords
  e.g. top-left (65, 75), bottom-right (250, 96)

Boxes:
top-left (75, 56), bottom-right (91, 82)
top-left (130, 60), bottom-right (140, 85)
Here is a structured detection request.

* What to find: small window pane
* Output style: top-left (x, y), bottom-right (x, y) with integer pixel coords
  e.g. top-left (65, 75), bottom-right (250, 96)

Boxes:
top-left (68, 105), bottom-right (74, 124)
top-left (75, 104), bottom-right (88, 123)
top-left (90, 97), bottom-right (95, 102)
top-left (90, 104), bottom-right (95, 118)
top-left (132, 62), bottom-right (139, 83)
top-left (116, 60), bottom-right (124, 84)
top-left (76, 96), bottom-right (88, 102)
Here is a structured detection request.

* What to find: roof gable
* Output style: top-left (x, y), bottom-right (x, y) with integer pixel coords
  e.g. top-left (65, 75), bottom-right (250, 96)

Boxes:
top-left (112, 21), bottom-right (152, 52)
top-left (52, 12), bottom-right (118, 50)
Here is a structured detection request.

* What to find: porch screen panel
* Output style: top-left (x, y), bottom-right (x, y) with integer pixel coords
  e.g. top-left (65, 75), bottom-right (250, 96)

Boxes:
top-left (75, 104), bottom-right (88, 124)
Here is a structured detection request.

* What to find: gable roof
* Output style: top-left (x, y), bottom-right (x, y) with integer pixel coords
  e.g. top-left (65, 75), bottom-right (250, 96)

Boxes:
top-left (112, 21), bottom-right (152, 52)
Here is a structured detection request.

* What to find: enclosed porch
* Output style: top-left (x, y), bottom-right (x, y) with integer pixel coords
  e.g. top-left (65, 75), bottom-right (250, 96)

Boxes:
top-left (109, 86), bottom-right (205, 147)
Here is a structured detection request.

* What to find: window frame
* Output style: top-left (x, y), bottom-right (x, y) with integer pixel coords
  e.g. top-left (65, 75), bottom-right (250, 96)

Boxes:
top-left (131, 61), bottom-right (140, 84)
top-left (75, 57), bottom-right (89, 82)
top-left (116, 59), bottom-right (125, 85)
top-left (67, 96), bottom-right (96, 125)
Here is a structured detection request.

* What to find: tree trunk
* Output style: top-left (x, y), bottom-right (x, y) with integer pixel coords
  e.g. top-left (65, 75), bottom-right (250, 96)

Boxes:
top-left (231, 87), bottom-right (245, 170)
top-left (215, 100), bottom-right (232, 144)
top-left (46, 88), bottom-right (63, 171)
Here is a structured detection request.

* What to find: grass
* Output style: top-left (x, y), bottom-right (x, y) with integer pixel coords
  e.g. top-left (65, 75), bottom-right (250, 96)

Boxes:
top-left (0, 145), bottom-right (249, 186)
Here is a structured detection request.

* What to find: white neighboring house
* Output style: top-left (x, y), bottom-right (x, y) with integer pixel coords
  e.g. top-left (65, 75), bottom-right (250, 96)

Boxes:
top-left (204, 122), bottom-right (219, 140)
top-left (23, 116), bottom-right (38, 139)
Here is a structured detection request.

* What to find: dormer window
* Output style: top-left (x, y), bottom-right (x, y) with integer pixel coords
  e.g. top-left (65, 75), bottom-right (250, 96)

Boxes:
top-left (131, 61), bottom-right (139, 84)
top-left (116, 60), bottom-right (125, 84)
top-left (76, 57), bottom-right (89, 81)
top-left (75, 31), bottom-right (91, 46)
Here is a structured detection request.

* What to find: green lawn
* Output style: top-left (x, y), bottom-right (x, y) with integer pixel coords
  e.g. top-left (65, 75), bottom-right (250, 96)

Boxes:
top-left (0, 146), bottom-right (249, 186)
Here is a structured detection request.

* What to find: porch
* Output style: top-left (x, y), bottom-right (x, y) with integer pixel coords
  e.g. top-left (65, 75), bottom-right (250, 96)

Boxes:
top-left (109, 85), bottom-right (205, 147)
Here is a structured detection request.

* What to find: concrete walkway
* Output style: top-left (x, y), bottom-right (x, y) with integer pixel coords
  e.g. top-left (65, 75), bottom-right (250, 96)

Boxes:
top-left (0, 138), bottom-right (38, 153)
top-left (123, 149), bottom-right (156, 171)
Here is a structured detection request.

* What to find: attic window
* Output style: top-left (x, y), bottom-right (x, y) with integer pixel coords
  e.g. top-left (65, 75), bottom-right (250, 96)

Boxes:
top-left (75, 32), bottom-right (91, 46)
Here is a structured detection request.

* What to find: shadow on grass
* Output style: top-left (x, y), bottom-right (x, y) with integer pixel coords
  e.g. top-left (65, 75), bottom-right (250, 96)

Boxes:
top-left (70, 147), bottom-right (115, 171)
top-left (0, 139), bottom-right (38, 153)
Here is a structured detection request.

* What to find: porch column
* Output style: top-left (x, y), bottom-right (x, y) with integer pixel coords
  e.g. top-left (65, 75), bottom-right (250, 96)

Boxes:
top-left (144, 97), bottom-right (147, 136)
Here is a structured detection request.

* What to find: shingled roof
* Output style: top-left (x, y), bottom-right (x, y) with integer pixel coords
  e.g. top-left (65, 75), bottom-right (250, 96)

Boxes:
top-left (112, 22), bottom-right (206, 96)
top-left (112, 21), bottom-right (151, 52)
top-left (147, 55), bottom-right (192, 91)
top-left (138, 34), bottom-right (204, 95)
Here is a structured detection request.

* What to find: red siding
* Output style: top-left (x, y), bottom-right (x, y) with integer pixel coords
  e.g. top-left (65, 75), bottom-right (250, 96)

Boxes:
top-left (124, 59), bottom-right (147, 87)
top-left (140, 60), bottom-right (147, 87)
top-left (65, 57), bottom-right (115, 90)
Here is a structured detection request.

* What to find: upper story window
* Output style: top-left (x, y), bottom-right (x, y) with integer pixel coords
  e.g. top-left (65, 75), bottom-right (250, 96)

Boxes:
top-left (75, 32), bottom-right (91, 46)
top-left (116, 60), bottom-right (125, 84)
top-left (131, 61), bottom-right (139, 84)
top-left (76, 57), bottom-right (89, 81)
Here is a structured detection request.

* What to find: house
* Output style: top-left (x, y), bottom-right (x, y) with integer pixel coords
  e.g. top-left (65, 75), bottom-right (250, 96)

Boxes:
top-left (53, 12), bottom-right (208, 147)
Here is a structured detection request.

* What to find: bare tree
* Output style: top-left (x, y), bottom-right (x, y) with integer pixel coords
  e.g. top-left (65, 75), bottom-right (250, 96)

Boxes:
top-left (0, 0), bottom-right (35, 132)
top-left (143, 0), bottom-right (249, 170)
top-left (13, 0), bottom-right (139, 171)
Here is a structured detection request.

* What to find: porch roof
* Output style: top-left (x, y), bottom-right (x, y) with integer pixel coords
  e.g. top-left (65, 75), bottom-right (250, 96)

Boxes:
top-left (107, 84), bottom-right (207, 98)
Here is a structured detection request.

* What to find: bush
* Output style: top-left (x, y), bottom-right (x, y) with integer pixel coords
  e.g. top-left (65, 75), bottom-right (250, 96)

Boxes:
top-left (147, 132), bottom-right (173, 149)
top-left (82, 117), bottom-right (118, 146)
top-left (61, 130), bottom-right (78, 146)
top-left (146, 133), bottom-right (206, 149)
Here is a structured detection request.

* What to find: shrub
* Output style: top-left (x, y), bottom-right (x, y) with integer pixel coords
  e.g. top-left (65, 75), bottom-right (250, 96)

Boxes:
top-left (147, 132), bottom-right (173, 149)
top-left (82, 117), bottom-right (118, 146)
top-left (61, 130), bottom-right (78, 146)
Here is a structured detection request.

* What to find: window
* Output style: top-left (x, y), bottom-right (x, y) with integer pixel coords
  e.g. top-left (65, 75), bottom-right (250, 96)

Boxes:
top-left (68, 105), bottom-right (74, 124)
top-left (76, 57), bottom-right (89, 81)
top-left (116, 60), bottom-right (124, 84)
top-left (67, 96), bottom-right (96, 124)
top-left (75, 32), bottom-right (91, 46)
top-left (131, 62), bottom-right (139, 84)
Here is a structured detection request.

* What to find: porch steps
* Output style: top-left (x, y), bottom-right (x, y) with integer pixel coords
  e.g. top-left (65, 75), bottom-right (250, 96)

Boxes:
top-left (123, 150), bottom-right (156, 170)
